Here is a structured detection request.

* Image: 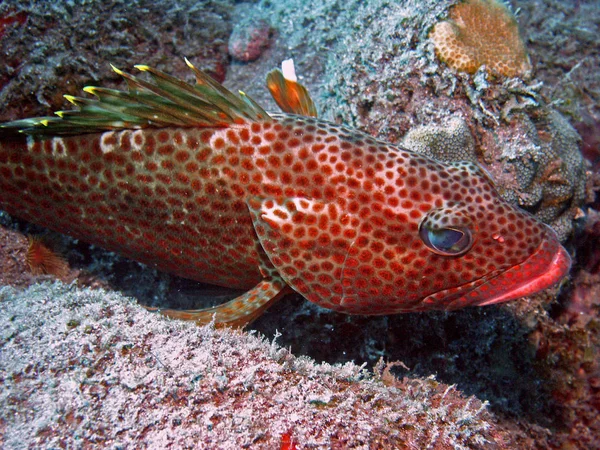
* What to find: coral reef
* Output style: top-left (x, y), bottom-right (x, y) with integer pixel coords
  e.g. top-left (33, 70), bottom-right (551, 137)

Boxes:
top-left (0, 283), bottom-right (519, 448)
top-left (401, 116), bottom-right (477, 162)
top-left (478, 106), bottom-right (586, 241)
top-left (430, 0), bottom-right (531, 77)
top-left (323, 0), bottom-right (586, 240)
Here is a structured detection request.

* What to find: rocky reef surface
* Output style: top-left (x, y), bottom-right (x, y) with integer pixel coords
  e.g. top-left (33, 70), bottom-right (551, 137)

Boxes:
top-left (0, 0), bottom-right (232, 120)
top-left (0, 0), bottom-right (599, 448)
top-left (0, 282), bottom-right (520, 448)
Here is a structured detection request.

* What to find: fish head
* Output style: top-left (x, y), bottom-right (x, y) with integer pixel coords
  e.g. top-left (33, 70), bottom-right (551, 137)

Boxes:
top-left (248, 154), bottom-right (571, 315)
top-left (413, 166), bottom-right (571, 311)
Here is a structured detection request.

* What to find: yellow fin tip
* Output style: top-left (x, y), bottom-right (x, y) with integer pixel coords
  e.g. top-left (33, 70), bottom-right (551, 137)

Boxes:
top-left (110, 64), bottom-right (124, 75)
top-left (184, 57), bottom-right (195, 69)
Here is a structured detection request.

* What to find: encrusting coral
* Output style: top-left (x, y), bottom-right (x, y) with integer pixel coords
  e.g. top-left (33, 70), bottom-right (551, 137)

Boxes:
top-left (430, 0), bottom-right (531, 77)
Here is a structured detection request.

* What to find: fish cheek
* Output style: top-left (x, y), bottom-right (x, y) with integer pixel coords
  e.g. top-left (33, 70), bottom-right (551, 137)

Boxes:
top-left (247, 195), bottom-right (359, 311)
top-left (414, 205), bottom-right (493, 304)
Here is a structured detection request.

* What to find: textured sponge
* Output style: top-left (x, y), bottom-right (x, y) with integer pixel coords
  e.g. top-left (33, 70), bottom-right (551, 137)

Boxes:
top-left (430, 0), bottom-right (531, 77)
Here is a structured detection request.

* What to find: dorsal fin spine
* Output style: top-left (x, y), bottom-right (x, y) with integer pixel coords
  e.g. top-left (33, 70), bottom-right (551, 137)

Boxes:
top-left (0, 61), bottom-right (271, 136)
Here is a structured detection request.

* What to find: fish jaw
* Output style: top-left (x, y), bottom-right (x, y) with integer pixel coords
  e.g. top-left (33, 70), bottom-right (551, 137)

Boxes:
top-left (440, 225), bottom-right (571, 309)
top-left (475, 228), bottom-right (571, 306)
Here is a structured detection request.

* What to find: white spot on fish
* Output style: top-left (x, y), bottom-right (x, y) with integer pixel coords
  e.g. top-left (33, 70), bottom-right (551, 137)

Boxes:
top-left (100, 132), bottom-right (117, 154)
top-left (492, 233), bottom-right (505, 243)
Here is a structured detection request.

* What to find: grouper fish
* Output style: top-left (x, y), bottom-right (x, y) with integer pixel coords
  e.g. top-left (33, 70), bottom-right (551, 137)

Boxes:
top-left (0, 60), bottom-right (571, 327)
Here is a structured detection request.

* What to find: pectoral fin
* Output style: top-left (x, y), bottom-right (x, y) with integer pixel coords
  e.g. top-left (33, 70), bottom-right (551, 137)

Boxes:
top-left (145, 277), bottom-right (288, 328)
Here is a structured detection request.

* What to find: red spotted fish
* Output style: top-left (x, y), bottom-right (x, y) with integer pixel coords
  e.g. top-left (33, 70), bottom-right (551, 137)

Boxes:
top-left (0, 60), bottom-right (571, 327)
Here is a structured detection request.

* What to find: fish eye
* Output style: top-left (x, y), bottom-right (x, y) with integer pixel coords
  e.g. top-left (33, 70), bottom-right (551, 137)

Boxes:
top-left (419, 224), bottom-right (473, 256)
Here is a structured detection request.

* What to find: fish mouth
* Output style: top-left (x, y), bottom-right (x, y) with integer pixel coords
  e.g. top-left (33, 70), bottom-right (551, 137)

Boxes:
top-left (460, 226), bottom-right (571, 307)
top-left (476, 241), bottom-right (570, 306)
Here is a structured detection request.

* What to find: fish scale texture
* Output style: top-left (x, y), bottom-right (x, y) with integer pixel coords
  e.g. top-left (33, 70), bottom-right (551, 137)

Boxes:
top-left (0, 109), bottom-right (565, 315)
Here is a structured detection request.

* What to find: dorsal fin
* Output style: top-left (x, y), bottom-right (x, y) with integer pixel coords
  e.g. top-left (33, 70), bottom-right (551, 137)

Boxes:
top-left (266, 59), bottom-right (317, 118)
top-left (0, 58), bottom-right (271, 136)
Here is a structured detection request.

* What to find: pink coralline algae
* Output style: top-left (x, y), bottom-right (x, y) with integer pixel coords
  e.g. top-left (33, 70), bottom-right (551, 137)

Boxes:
top-left (228, 19), bottom-right (272, 62)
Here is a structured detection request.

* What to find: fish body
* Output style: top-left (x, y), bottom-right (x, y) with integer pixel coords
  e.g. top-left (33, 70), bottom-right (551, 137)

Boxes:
top-left (0, 63), bottom-right (570, 325)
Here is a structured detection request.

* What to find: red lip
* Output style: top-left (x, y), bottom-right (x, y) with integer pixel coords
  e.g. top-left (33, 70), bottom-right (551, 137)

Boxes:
top-left (477, 239), bottom-right (571, 306)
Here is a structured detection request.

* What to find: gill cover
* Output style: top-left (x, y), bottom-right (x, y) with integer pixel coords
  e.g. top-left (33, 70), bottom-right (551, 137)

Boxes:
top-left (247, 196), bottom-right (359, 311)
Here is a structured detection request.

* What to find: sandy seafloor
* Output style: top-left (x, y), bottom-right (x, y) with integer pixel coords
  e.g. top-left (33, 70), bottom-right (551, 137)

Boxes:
top-left (1, 0), bottom-right (600, 448)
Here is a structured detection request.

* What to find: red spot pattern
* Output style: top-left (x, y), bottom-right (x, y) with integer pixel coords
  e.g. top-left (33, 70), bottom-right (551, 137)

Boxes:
top-left (0, 114), bottom-right (566, 313)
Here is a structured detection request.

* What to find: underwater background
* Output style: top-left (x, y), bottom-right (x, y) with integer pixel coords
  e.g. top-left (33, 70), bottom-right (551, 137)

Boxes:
top-left (0, 0), bottom-right (599, 447)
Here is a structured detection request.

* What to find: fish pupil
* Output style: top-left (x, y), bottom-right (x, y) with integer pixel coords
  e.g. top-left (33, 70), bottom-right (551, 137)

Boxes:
top-left (430, 228), bottom-right (463, 250)
top-left (420, 226), bottom-right (473, 256)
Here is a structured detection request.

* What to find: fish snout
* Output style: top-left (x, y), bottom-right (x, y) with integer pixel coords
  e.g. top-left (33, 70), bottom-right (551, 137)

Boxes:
top-left (475, 225), bottom-right (571, 306)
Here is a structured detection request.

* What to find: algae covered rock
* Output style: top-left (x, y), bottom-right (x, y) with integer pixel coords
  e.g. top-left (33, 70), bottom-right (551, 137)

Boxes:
top-left (0, 282), bottom-right (518, 448)
top-left (0, 0), bottom-right (232, 121)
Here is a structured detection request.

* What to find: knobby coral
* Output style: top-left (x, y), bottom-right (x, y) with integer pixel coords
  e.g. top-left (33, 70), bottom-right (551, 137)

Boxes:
top-left (430, 0), bottom-right (531, 77)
